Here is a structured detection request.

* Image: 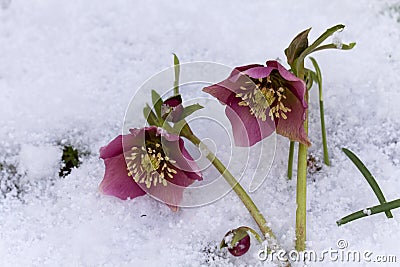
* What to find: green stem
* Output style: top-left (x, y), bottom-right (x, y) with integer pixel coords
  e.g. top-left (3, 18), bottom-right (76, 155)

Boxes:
top-left (319, 100), bottom-right (330, 165)
top-left (295, 63), bottom-right (308, 251)
top-left (184, 132), bottom-right (276, 240)
top-left (295, 144), bottom-right (307, 251)
top-left (287, 141), bottom-right (295, 180)
top-left (309, 57), bottom-right (330, 166)
top-left (337, 198), bottom-right (400, 226)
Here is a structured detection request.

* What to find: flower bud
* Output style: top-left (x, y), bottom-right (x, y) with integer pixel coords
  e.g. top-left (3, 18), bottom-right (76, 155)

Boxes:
top-left (220, 227), bottom-right (251, 257)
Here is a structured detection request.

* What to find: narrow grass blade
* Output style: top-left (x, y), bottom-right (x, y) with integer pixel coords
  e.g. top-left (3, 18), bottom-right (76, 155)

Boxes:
top-left (337, 198), bottom-right (400, 226)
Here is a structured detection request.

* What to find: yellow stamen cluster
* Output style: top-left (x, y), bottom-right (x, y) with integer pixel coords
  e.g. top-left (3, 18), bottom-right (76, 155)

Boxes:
top-left (236, 76), bottom-right (292, 121)
top-left (126, 143), bottom-right (177, 188)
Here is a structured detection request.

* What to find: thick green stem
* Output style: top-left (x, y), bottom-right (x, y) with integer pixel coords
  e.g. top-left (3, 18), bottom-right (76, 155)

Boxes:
top-left (184, 133), bottom-right (276, 240)
top-left (295, 64), bottom-right (308, 251)
top-left (295, 142), bottom-right (307, 251)
top-left (287, 141), bottom-right (295, 180)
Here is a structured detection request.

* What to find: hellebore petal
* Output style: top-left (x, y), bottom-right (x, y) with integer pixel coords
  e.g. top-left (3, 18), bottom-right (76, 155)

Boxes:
top-left (203, 61), bottom-right (310, 147)
top-left (275, 87), bottom-right (311, 146)
top-left (225, 94), bottom-right (275, 147)
top-left (266, 60), bottom-right (307, 108)
top-left (99, 154), bottom-right (146, 199)
top-left (203, 64), bottom-right (264, 103)
top-left (265, 61), bottom-right (310, 146)
top-left (99, 135), bottom-right (123, 159)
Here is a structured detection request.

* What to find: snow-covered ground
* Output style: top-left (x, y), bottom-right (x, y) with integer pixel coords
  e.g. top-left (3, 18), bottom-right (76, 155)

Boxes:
top-left (1, 0), bottom-right (400, 266)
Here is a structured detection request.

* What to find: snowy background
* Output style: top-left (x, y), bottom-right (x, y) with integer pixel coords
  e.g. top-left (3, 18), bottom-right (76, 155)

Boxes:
top-left (1, 0), bottom-right (400, 266)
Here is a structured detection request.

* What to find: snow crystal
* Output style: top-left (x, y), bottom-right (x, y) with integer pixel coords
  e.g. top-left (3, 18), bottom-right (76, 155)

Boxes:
top-left (332, 34), bottom-right (343, 49)
top-left (363, 208), bottom-right (372, 216)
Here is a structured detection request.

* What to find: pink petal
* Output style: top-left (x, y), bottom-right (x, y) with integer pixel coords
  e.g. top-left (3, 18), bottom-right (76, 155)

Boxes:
top-left (266, 60), bottom-right (307, 108)
top-left (203, 82), bottom-right (235, 105)
top-left (276, 89), bottom-right (311, 146)
top-left (225, 95), bottom-right (275, 147)
top-left (101, 132), bottom-right (146, 159)
top-left (203, 64), bottom-right (264, 104)
top-left (179, 139), bottom-right (203, 181)
top-left (229, 64), bottom-right (264, 82)
top-left (99, 154), bottom-right (146, 200)
top-left (99, 135), bottom-right (123, 159)
top-left (146, 171), bottom-right (196, 210)
top-left (242, 66), bottom-right (272, 79)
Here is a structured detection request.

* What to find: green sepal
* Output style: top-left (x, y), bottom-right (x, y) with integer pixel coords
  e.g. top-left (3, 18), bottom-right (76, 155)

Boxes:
top-left (179, 104), bottom-right (204, 120)
top-left (151, 90), bottom-right (163, 118)
top-left (143, 103), bottom-right (159, 126)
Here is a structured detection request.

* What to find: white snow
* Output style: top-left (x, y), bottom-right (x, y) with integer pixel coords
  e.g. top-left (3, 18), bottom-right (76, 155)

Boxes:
top-left (1, 0), bottom-right (400, 266)
top-left (363, 209), bottom-right (372, 216)
top-left (18, 144), bottom-right (61, 180)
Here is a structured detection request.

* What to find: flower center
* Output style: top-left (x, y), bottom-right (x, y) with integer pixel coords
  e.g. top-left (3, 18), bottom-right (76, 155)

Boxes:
top-left (126, 143), bottom-right (177, 188)
top-left (236, 73), bottom-right (292, 121)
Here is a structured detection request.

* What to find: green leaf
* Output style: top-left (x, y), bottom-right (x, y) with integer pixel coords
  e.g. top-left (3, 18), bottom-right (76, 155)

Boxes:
top-left (337, 198), bottom-right (400, 226)
top-left (179, 103), bottom-right (204, 120)
top-left (173, 53), bottom-right (180, 95)
top-left (285, 28), bottom-right (311, 66)
top-left (151, 90), bottom-right (163, 118)
top-left (143, 104), bottom-right (159, 126)
top-left (342, 148), bottom-right (393, 218)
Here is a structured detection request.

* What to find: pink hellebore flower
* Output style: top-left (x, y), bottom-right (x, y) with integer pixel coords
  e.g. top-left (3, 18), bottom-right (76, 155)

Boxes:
top-left (203, 60), bottom-right (310, 147)
top-left (99, 126), bottom-right (202, 211)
